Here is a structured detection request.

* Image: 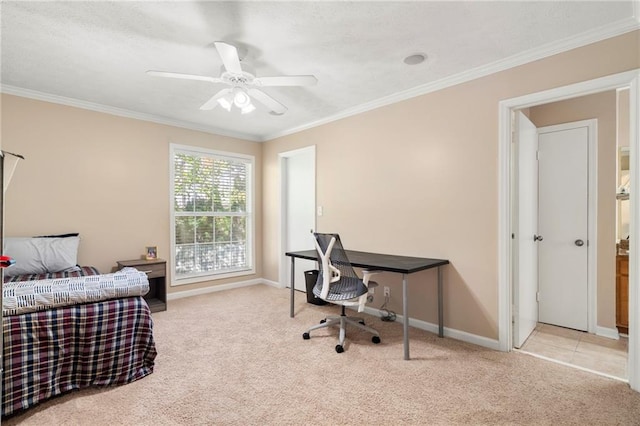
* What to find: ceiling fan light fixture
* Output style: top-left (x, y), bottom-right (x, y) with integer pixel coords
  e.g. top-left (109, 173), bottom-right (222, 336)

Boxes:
top-left (232, 88), bottom-right (252, 108)
top-left (217, 95), bottom-right (233, 111)
top-left (215, 88), bottom-right (255, 114)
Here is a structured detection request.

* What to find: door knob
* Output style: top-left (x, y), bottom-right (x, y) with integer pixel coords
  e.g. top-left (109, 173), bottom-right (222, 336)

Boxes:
top-left (575, 239), bottom-right (584, 247)
top-left (534, 234), bottom-right (543, 242)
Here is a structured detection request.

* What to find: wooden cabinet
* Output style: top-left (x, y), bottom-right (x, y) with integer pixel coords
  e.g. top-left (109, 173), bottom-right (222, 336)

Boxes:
top-left (117, 258), bottom-right (167, 313)
top-left (616, 255), bottom-right (629, 334)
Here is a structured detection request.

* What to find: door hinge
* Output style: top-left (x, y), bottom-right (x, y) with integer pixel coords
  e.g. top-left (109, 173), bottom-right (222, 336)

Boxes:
top-left (536, 291), bottom-right (540, 302)
top-left (536, 150), bottom-right (540, 161)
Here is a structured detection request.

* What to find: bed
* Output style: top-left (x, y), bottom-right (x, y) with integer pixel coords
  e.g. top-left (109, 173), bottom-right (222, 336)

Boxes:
top-left (1, 236), bottom-right (157, 417)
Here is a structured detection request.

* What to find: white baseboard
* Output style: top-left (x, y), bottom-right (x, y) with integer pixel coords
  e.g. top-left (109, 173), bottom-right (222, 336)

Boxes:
top-left (167, 278), bottom-right (501, 351)
top-left (361, 305), bottom-right (501, 351)
top-left (596, 326), bottom-right (620, 340)
top-left (262, 278), bottom-right (285, 288)
top-left (167, 278), bottom-right (263, 300)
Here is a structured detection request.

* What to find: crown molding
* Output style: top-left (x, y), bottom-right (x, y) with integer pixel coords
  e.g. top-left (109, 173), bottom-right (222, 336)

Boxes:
top-left (0, 85), bottom-right (262, 142)
top-left (263, 17), bottom-right (640, 141)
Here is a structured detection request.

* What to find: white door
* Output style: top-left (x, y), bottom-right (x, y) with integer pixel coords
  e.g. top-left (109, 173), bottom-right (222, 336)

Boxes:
top-left (513, 112), bottom-right (539, 348)
top-left (281, 147), bottom-right (316, 291)
top-left (538, 124), bottom-right (589, 331)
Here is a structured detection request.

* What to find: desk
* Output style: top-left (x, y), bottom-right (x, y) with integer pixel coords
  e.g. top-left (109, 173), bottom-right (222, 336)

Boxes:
top-left (285, 249), bottom-right (449, 360)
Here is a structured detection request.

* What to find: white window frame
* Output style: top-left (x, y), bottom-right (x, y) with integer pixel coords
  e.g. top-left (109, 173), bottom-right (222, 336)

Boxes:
top-left (170, 143), bottom-right (255, 286)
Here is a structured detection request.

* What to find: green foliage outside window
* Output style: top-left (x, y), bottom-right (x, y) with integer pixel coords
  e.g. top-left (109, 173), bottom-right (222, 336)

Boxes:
top-left (173, 151), bottom-right (251, 277)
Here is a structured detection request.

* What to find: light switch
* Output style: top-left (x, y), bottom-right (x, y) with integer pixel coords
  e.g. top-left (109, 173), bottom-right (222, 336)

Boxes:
top-left (317, 206), bottom-right (323, 216)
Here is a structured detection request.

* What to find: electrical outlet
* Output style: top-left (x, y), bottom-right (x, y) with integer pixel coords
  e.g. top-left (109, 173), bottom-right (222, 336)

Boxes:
top-left (384, 286), bottom-right (390, 297)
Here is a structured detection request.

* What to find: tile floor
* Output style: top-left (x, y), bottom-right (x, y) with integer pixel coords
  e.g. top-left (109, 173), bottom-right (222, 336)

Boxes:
top-left (519, 323), bottom-right (628, 380)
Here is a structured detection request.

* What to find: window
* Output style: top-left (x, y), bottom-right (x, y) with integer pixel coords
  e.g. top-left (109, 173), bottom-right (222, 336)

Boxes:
top-left (170, 144), bottom-right (254, 284)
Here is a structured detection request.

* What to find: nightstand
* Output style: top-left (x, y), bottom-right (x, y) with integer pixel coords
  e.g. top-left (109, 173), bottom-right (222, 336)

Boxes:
top-left (117, 258), bottom-right (167, 313)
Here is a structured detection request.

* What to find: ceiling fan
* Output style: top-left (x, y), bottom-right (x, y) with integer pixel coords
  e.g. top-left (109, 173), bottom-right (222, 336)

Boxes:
top-left (147, 41), bottom-right (317, 115)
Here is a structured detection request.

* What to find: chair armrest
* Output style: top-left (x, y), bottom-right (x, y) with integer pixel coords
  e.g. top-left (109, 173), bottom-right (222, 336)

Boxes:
top-left (362, 270), bottom-right (382, 287)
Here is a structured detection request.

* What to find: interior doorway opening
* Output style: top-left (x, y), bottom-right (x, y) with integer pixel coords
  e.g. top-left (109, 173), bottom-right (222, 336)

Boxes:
top-left (498, 70), bottom-right (639, 391)
top-left (278, 146), bottom-right (316, 290)
top-left (513, 115), bottom-right (598, 348)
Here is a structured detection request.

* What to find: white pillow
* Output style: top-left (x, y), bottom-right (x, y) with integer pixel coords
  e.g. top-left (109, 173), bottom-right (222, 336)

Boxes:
top-left (4, 236), bottom-right (80, 277)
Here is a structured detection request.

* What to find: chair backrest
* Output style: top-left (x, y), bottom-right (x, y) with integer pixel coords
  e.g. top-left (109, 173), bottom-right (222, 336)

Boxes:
top-left (314, 233), bottom-right (367, 301)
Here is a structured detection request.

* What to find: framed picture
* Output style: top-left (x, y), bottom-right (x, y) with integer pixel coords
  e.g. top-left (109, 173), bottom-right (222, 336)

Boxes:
top-left (145, 246), bottom-right (158, 260)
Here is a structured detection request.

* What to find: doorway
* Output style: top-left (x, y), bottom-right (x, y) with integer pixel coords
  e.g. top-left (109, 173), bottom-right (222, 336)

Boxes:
top-left (498, 70), bottom-right (639, 391)
top-left (279, 146), bottom-right (316, 291)
top-left (513, 116), bottom-right (596, 348)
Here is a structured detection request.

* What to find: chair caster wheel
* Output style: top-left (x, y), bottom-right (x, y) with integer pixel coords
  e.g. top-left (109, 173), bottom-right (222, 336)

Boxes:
top-left (335, 345), bottom-right (344, 353)
top-left (303, 332), bottom-right (310, 340)
top-left (320, 319), bottom-right (326, 324)
top-left (372, 336), bottom-right (381, 344)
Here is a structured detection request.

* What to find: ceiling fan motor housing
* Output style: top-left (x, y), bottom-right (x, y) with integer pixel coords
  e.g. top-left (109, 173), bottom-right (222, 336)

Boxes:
top-left (221, 63), bottom-right (257, 87)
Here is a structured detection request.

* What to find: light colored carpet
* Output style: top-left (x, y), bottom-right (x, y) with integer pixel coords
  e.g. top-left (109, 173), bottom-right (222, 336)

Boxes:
top-left (5, 284), bottom-right (640, 425)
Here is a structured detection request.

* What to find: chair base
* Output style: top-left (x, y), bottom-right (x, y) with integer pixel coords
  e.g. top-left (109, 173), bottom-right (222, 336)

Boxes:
top-left (302, 306), bottom-right (381, 352)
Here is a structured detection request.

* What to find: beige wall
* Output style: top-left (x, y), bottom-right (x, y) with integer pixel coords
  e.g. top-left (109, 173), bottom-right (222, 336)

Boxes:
top-left (529, 91), bottom-right (617, 329)
top-left (1, 94), bottom-right (263, 294)
top-left (262, 31), bottom-right (639, 340)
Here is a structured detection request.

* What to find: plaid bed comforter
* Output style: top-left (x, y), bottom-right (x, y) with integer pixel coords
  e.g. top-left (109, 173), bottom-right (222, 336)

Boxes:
top-left (2, 296), bottom-right (157, 417)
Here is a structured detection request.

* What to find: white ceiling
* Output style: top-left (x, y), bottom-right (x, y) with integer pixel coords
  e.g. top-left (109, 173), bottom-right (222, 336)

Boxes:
top-left (1, 1), bottom-right (638, 141)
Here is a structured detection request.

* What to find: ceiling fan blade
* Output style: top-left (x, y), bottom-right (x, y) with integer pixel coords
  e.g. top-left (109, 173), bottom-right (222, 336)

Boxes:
top-left (214, 41), bottom-right (243, 74)
top-left (146, 70), bottom-right (222, 84)
top-left (253, 75), bottom-right (318, 87)
top-left (247, 88), bottom-right (287, 115)
top-left (200, 88), bottom-right (233, 110)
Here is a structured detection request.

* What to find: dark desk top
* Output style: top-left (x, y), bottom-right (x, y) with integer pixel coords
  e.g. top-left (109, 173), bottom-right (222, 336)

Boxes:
top-left (285, 249), bottom-right (449, 274)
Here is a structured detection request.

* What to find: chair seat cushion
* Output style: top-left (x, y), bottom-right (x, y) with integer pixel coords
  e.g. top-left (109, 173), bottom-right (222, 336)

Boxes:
top-left (313, 275), bottom-right (368, 301)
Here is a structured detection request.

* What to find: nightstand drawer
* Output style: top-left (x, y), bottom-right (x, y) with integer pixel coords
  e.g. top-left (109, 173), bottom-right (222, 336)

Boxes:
top-left (136, 262), bottom-right (165, 278)
top-left (117, 259), bottom-right (166, 277)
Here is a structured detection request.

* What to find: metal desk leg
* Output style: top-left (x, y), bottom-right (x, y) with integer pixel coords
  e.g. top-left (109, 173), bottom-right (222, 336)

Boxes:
top-left (403, 273), bottom-right (410, 360)
top-left (290, 257), bottom-right (295, 318)
top-left (438, 266), bottom-right (444, 338)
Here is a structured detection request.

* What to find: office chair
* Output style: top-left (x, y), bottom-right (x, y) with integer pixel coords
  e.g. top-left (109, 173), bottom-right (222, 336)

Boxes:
top-left (302, 233), bottom-right (381, 353)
